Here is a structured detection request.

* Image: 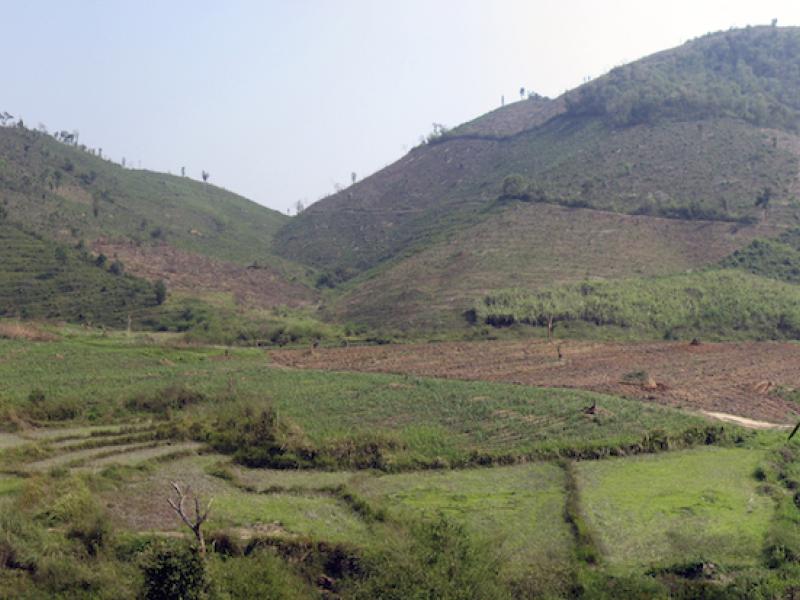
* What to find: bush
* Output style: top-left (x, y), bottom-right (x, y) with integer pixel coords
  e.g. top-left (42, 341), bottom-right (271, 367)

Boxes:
top-left (154, 279), bottom-right (167, 305)
top-left (140, 540), bottom-right (208, 600)
top-left (345, 516), bottom-right (509, 600)
top-left (208, 551), bottom-right (311, 599)
top-left (125, 385), bottom-right (207, 415)
top-left (67, 509), bottom-right (112, 557)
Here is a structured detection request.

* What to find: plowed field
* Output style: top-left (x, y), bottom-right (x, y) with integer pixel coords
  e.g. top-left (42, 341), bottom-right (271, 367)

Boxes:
top-left (271, 340), bottom-right (800, 423)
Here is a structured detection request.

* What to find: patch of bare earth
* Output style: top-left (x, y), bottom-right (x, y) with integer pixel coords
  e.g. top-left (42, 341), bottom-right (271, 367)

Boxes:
top-left (93, 239), bottom-right (316, 309)
top-left (270, 340), bottom-right (800, 423)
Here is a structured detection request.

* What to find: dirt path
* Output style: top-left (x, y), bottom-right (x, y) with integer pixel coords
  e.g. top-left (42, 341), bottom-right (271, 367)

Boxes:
top-left (701, 411), bottom-right (793, 430)
top-left (271, 340), bottom-right (800, 422)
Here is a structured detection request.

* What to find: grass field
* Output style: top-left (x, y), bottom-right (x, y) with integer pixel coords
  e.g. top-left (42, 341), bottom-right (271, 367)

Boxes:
top-left (0, 331), bottom-right (730, 468)
top-left (576, 447), bottom-right (773, 571)
top-left (352, 463), bottom-right (573, 579)
top-left (2, 328), bottom-right (799, 598)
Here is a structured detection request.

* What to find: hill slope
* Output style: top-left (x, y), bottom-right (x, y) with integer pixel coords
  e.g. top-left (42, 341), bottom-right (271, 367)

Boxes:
top-left (275, 26), bottom-right (800, 279)
top-left (0, 124), bottom-right (316, 310)
top-left (0, 220), bottom-right (159, 326)
top-left (328, 203), bottom-right (780, 330)
top-left (0, 125), bottom-right (289, 264)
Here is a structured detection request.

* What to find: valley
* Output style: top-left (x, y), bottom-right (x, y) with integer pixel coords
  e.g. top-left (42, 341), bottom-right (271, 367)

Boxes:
top-left (3, 22), bottom-right (800, 600)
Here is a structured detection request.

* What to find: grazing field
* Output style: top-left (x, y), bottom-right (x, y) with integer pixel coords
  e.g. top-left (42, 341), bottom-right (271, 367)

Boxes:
top-left (271, 339), bottom-right (800, 422)
top-left (576, 447), bottom-right (773, 571)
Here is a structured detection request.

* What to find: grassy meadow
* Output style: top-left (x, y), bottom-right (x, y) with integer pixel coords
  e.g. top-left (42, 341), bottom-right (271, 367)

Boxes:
top-left (0, 326), bottom-right (799, 598)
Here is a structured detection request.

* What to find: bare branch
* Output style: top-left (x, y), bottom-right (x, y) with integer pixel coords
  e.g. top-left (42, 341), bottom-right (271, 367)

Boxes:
top-left (167, 481), bottom-right (213, 557)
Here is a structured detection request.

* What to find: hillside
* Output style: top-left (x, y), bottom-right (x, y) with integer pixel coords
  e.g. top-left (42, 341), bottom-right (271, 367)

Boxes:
top-left (0, 124), bottom-right (317, 311)
top-left (0, 220), bottom-right (159, 327)
top-left (275, 26), bottom-right (800, 286)
top-left (327, 203), bottom-right (780, 330)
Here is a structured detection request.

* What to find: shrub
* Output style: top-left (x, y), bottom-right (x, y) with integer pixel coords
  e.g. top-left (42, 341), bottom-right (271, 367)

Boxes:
top-left (125, 385), bottom-right (206, 415)
top-left (140, 540), bottom-right (208, 600)
top-left (208, 551), bottom-right (311, 599)
top-left (154, 279), bottom-right (167, 305)
top-left (67, 509), bottom-right (112, 557)
top-left (109, 259), bottom-right (125, 276)
top-left (207, 530), bottom-right (242, 557)
top-left (345, 516), bottom-right (509, 599)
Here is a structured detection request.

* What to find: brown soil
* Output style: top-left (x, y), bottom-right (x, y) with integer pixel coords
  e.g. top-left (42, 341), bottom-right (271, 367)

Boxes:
top-left (270, 340), bottom-right (800, 423)
top-left (92, 239), bottom-right (316, 309)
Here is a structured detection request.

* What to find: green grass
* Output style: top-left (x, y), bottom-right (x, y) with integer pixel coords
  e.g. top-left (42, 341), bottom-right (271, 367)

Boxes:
top-left (352, 463), bottom-right (572, 579)
top-left (478, 269), bottom-right (800, 341)
top-left (0, 332), bottom-right (727, 468)
top-left (576, 447), bottom-right (774, 571)
top-left (0, 474), bottom-right (24, 496)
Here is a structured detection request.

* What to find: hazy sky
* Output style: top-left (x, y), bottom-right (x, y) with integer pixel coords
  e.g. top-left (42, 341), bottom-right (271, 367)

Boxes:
top-left (3, 1), bottom-right (800, 214)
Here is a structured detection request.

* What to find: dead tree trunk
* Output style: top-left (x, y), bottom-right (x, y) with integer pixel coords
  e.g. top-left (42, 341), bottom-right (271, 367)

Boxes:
top-left (547, 316), bottom-right (554, 343)
top-left (167, 482), bottom-right (213, 558)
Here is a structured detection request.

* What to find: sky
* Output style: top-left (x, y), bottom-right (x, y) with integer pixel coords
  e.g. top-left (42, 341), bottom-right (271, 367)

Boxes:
top-left (3, 0), bottom-right (800, 214)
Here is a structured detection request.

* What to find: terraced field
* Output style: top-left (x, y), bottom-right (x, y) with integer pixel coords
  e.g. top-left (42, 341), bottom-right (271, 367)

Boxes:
top-left (0, 423), bottom-right (200, 473)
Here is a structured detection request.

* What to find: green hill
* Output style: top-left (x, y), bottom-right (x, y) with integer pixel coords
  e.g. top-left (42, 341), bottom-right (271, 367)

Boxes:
top-left (0, 124), bottom-right (288, 266)
top-left (0, 123), bottom-right (320, 320)
top-left (0, 219), bottom-right (159, 327)
top-left (275, 26), bottom-right (800, 281)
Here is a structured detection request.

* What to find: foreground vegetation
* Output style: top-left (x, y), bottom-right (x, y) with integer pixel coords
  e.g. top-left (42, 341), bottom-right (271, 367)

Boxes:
top-left (1, 326), bottom-right (800, 598)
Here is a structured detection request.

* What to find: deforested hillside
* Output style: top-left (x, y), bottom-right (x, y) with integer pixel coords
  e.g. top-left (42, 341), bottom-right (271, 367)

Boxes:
top-left (327, 203), bottom-right (780, 330)
top-left (275, 26), bottom-right (800, 280)
top-left (0, 125), bottom-right (288, 265)
top-left (0, 123), bottom-right (316, 309)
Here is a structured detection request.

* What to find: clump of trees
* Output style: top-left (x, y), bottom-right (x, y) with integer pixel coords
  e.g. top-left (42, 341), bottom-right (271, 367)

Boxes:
top-left (564, 26), bottom-right (800, 130)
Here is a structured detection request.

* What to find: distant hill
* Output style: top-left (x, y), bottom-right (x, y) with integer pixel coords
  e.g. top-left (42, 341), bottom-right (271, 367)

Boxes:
top-left (0, 123), bottom-right (317, 311)
top-left (277, 26), bottom-right (800, 278)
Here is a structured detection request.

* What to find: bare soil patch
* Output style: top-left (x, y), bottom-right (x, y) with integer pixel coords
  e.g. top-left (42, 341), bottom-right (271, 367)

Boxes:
top-left (271, 340), bottom-right (800, 422)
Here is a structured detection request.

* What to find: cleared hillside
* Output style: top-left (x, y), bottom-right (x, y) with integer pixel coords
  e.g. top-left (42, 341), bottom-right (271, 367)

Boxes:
top-left (275, 26), bottom-right (800, 278)
top-left (328, 203), bottom-right (780, 330)
top-left (0, 125), bottom-right (288, 266)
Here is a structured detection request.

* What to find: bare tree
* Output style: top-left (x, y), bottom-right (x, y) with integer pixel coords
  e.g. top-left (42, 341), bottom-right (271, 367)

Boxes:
top-left (167, 482), bottom-right (213, 557)
top-left (294, 199), bottom-right (305, 214)
top-left (201, 170), bottom-right (210, 183)
top-left (181, 166), bottom-right (186, 177)
top-left (519, 87), bottom-right (525, 99)
top-left (351, 171), bottom-right (357, 185)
